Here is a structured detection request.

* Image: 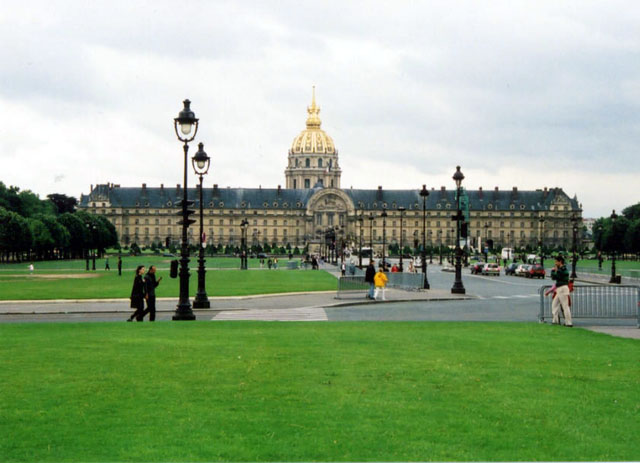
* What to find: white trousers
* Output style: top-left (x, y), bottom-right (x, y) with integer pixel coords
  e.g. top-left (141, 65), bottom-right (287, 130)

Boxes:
top-left (552, 285), bottom-right (572, 325)
top-left (373, 286), bottom-right (386, 301)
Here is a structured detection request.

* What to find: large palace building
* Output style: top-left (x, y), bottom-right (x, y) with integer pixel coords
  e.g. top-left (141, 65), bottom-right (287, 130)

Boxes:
top-left (79, 90), bottom-right (582, 253)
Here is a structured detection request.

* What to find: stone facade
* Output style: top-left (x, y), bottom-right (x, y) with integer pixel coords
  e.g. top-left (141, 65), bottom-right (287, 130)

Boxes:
top-left (79, 91), bottom-right (582, 253)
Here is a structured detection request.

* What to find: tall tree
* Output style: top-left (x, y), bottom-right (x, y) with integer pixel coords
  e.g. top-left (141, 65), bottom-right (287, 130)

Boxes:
top-left (47, 194), bottom-right (78, 214)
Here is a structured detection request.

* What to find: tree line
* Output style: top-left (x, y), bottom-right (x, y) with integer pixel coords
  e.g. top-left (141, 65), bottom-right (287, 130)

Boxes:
top-left (591, 203), bottom-right (640, 258)
top-left (0, 182), bottom-right (118, 263)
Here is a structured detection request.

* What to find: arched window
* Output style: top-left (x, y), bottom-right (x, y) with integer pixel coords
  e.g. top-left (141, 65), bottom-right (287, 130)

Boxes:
top-left (318, 158), bottom-right (323, 168)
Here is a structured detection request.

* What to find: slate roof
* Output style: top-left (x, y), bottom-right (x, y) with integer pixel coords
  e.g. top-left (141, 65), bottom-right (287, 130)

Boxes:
top-left (80, 184), bottom-right (580, 212)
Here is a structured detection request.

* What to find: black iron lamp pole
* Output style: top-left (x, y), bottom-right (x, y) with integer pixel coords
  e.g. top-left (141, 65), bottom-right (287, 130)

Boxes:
top-left (420, 185), bottom-right (430, 289)
top-left (173, 99), bottom-right (199, 321)
top-left (240, 219), bottom-right (249, 270)
top-left (358, 213), bottom-right (364, 268)
top-left (570, 214), bottom-right (578, 279)
top-left (398, 206), bottom-right (406, 271)
top-left (192, 142), bottom-right (211, 309)
top-left (609, 210), bottom-right (618, 284)
top-left (451, 166), bottom-right (466, 294)
top-left (538, 215), bottom-right (545, 269)
top-left (381, 209), bottom-right (388, 269)
top-left (368, 214), bottom-right (374, 264)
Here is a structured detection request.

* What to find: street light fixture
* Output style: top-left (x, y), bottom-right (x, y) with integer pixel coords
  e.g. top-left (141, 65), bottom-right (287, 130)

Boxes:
top-left (420, 185), bottom-right (430, 289)
top-left (358, 213), bottom-right (364, 268)
top-left (570, 214), bottom-right (579, 280)
top-left (398, 206), bottom-right (406, 271)
top-left (609, 210), bottom-right (618, 284)
top-left (381, 209), bottom-right (388, 269)
top-left (451, 165), bottom-right (466, 294)
top-left (240, 218), bottom-right (249, 270)
top-left (173, 99), bottom-right (199, 321)
top-left (192, 142), bottom-right (211, 309)
top-left (538, 215), bottom-right (545, 269)
top-left (368, 214), bottom-right (374, 264)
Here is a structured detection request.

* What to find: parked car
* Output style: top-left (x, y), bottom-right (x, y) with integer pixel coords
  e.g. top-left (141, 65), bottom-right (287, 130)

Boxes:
top-left (482, 263), bottom-right (501, 276)
top-left (504, 263), bottom-right (519, 276)
top-left (470, 262), bottom-right (485, 274)
top-left (515, 264), bottom-right (530, 276)
top-left (441, 264), bottom-right (455, 272)
top-left (527, 264), bottom-right (546, 279)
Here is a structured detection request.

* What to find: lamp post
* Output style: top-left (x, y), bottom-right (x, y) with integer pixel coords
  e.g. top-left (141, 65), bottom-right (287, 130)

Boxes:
top-left (451, 166), bottom-right (466, 294)
top-left (420, 185), bottom-right (430, 289)
top-left (428, 230), bottom-right (433, 264)
top-left (368, 214), bottom-right (374, 264)
top-left (358, 213), bottom-right (364, 268)
top-left (609, 210), bottom-right (618, 284)
top-left (381, 209), bottom-right (388, 269)
top-left (240, 218), bottom-right (249, 270)
top-left (438, 230), bottom-right (443, 265)
top-left (173, 99), bottom-right (199, 321)
top-left (191, 143), bottom-right (211, 309)
top-left (538, 215), bottom-right (545, 269)
top-left (398, 206), bottom-right (406, 271)
top-left (570, 214), bottom-right (578, 279)
top-left (85, 223), bottom-right (96, 271)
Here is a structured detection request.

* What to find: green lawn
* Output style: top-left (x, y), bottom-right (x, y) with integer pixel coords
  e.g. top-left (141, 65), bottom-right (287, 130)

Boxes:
top-left (0, 267), bottom-right (336, 300)
top-left (0, 322), bottom-right (638, 462)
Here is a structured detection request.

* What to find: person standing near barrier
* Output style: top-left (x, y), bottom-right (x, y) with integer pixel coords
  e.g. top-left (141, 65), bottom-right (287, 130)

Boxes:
top-left (365, 259), bottom-right (376, 299)
top-left (127, 265), bottom-right (146, 322)
top-left (550, 255), bottom-right (572, 327)
top-left (373, 266), bottom-right (388, 301)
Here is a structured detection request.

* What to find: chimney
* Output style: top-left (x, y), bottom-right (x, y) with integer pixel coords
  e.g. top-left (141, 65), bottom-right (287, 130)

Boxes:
top-left (376, 186), bottom-right (383, 200)
top-left (90, 184), bottom-right (93, 192)
top-left (494, 186), bottom-right (499, 192)
top-left (142, 183), bottom-right (146, 189)
top-left (212, 184), bottom-right (219, 196)
top-left (160, 184), bottom-right (164, 190)
top-left (277, 185), bottom-right (281, 195)
top-left (478, 186), bottom-right (483, 199)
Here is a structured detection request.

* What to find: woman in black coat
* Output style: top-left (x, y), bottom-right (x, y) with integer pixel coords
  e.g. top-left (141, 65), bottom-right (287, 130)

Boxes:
top-left (127, 265), bottom-right (146, 322)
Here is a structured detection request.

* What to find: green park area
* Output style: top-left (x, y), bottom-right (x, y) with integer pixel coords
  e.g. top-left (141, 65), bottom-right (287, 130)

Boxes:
top-left (1, 322), bottom-right (638, 462)
top-left (0, 256), bottom-right (336, 300)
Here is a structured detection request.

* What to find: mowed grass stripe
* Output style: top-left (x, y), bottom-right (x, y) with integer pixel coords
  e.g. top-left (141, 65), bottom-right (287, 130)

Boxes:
top-left (0, 322), bottom-right (638, 462)
top-left (0, 268), bottom-right (336, 300)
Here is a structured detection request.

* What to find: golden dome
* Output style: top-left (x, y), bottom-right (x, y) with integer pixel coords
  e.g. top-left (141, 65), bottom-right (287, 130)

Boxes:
top-left (290, 87), bottom-right (336, 155)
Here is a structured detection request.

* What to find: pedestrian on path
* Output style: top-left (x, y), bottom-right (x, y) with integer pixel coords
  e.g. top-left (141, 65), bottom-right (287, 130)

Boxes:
top-left (365, 259), bottom-right (376, 299)
top-left (341, 261), bottom-right (346, 276)
top-left (117, 257), bottom-right (122, 276)
top-left (105, 257), bottom-right (110, 271)
top-left (142, 265), bottom-right (162, 322)
top-left (373, 266), bottom-right (388, 301)
top-left (550, 255), bottom-right (572, 327)
top-left (28, 263), bottom-right (34, 274)
top-left (127, 265), bottom-right (146, 322)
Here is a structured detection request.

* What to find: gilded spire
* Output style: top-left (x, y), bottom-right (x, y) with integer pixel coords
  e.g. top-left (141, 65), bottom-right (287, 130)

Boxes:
top-left (306, 85), bottom-right (321, 129)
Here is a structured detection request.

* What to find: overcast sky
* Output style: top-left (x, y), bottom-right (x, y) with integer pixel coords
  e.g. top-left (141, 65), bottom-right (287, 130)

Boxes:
top-left (1, 1), bottom-right (639, 218)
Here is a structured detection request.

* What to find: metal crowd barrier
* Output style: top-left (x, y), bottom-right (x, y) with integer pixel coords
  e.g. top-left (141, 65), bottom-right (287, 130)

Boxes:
top-left (539, 284), bottom-right (640, 327)
top-left (336, 273), bottom-right (425, 299)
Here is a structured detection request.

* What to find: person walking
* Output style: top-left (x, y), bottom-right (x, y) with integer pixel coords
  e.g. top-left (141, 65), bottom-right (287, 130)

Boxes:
top-left (117, 257), bottom-right (122, 276)
top-left (127, 265), bottom-right (146, 322)
top-left (267, 258), bottom-right (273, 270)
top-left (341, 261), bottom-right (346, 276)
top-left (365, 259), bottom-right (376, 299)
top-left (28, 263), bottom-right (34, 274)
top-left (105, 257), bottom-right (110, 271)
top-left (550, 255), bottom-right (572, 327)
top-left (373, 266), bottom-right (388, 301)
top-left (142, 265), bottom-right (162, 322)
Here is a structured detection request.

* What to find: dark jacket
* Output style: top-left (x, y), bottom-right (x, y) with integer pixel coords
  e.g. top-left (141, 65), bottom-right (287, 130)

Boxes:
top-left (551, 265), bottom-right (569, 287)
top-left (144, 273), bottom-right (160, 297)
top-left (365, 264), bottom-right (376, 283)
top-left (130, 275), bottom-right (146, 308)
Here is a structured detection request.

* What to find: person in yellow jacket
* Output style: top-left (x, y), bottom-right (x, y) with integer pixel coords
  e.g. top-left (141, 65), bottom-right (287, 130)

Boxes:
top-left (373, 266), bottom-right (388, 301)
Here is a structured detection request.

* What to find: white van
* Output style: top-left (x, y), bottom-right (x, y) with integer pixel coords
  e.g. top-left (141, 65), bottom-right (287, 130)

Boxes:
top-left (501, 248), bottom-right (514, 260)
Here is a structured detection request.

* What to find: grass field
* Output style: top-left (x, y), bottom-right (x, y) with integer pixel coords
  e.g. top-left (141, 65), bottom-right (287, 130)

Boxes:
top-left (0, 322), bottom-right (638, 462)
top-left (0, 267), bottom-right (336, 300)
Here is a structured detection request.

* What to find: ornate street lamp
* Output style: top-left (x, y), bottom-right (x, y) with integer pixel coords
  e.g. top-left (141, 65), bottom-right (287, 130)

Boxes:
top-left (420, 185), bottom-right (430, 289)
top-left (609, 210), bottom-right (618, 284)
top-left (368, 214), bottom-right (374, 264)
top-left (398, 206), bottom-right (406, 271)
top-left (191, 142), bottom-right (211, 309)
top-left (483, 222), bottom-right (489, 263)
top-left (240, 219), bottom-right (249, 270)
top-left (570, 214), bottom-right (579, 279)
top-left (538, 215), bottom-right (545, 269)
top-left (358, 212), bottom-right (364, 268)
top-left (381, 209), bottom-right (388, 269)
top-left (173, 99), bottom-right (199, 321)
top-left (451, 166), bottom-right (466, 294)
